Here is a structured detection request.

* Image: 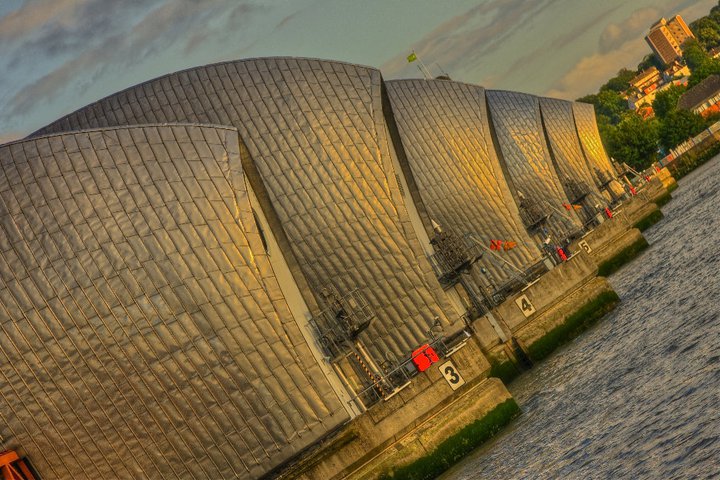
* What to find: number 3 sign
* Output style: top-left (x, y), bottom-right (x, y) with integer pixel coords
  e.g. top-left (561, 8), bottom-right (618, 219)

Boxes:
top-left (439, 360), bottom-right (465, 390)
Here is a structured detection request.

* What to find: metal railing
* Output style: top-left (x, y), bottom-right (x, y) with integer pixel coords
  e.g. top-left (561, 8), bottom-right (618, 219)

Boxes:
top-left (309, 288), bottom-right (375, 361)
top-left (518, 199), bottom-right (551, 231)
top-left (427, 230), bottom-right (484, 288)
top-left (595, 169), bottom-right (614, 189)
top-left (564, 179), bottom-right (591, 205)
top-left (345, 332), bottom-right (470, 410)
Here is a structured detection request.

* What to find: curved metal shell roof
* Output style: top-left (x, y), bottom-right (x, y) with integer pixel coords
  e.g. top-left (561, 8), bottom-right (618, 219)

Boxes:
top-left (0, 125), bottom-right (348, 480)
top-left (572, 102), bottom-right (617, 184)
top-left (486, 90), bottom-right (583, 239)
top-left (385, 79), bottom-right (543, 287)
top-left (538, 97), bottom-right (606, 209)
top-left (34, 57), bottom-right (461, 360)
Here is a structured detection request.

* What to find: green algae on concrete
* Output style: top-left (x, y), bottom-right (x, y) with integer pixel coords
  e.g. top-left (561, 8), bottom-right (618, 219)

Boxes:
top-left (633, 209), bottom-right (665, 231)
top-left (652, 191), bottom-right (673, 208)
top-left (526, 290), bottom-right (620, 362)
top-left (378, 399), bottom-right (521, 480)
top-left (597, 236), bottom-right (649, 277)
top-left (488, 359), bottom-right (522, 385)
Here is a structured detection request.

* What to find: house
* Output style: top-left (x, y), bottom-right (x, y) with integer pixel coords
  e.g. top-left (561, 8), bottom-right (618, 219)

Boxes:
top-left (677, 74), bottom-right (720, 117)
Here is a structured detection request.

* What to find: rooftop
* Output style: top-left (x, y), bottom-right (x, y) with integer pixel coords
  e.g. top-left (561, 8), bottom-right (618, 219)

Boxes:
top-left (678, 74), bottom-right (720, 111)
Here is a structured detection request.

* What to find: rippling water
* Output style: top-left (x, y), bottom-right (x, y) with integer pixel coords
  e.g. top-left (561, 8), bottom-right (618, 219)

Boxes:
top-left (443, 158), bottom-right (720, 480)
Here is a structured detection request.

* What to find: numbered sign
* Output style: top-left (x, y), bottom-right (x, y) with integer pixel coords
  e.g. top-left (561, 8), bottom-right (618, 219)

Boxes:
top-left (515, 294), bottom-right (536, 317)
top-left (439, 360), bottom-right (465, 390)
top-left (578, 239), bottom-right (593, 254)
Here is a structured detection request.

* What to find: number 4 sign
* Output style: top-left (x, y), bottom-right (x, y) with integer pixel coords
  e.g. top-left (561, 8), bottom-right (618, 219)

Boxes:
top-left (439, 360), bottom-right (465, 390)
top-left (515, 294), bottom-right (536, 317)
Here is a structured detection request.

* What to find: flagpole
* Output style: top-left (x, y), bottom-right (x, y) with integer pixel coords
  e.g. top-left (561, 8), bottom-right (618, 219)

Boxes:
top-left (408, 50), bottom-right (433, 79)
top-left (417, 57), bottom-right (433, 80)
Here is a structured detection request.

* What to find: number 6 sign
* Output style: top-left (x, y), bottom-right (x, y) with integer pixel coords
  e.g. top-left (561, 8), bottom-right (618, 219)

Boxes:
top-left (439, 360), bottom-right (465, 390)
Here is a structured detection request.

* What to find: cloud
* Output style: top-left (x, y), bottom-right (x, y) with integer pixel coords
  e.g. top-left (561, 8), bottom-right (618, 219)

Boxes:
top-left (544, 41), bottom-right (647, 100)
top-left (0, 0), bottom-right (81, 40)
top-left (598, 7), bottom-right (661, 53)
top-left (5, 0), bottom-right (264, 118)
top-left (381, 0), bottom-right (554, 80)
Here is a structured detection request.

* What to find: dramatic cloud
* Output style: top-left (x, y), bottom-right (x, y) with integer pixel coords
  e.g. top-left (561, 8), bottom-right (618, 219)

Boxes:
top-left (1, 0), bottom-right (718, 137)
top-left (4, 0), bottom-right (266, 122)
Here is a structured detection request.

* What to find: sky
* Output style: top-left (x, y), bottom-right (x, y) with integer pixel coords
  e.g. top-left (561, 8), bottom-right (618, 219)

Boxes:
top-left (1, 0), bottom-right (717, 143)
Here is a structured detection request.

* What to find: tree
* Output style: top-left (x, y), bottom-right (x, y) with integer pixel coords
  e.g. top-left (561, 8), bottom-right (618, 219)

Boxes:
top-left (683, 39), bottom-right (709, 71)
top-left (688, 59), bottom-right (720, 87)
top-left (600, 68), bottom-right (637, 93)
top-left (679, 38), bottom-right (720, 87)
top-left (651, 84), bottom-right (686, 119)
top-left (604, 113), bottom-right (660, 170)
top-left (576, 90), bottom-right (628, 125)
top-left (691, 17), bottom-right (720, 49)
top-left (697, 26), bottom-right (720, 49)
top-left (658, 109), bottom-right (707, 150)
top-left (637, 54), bottom-right (664, 72)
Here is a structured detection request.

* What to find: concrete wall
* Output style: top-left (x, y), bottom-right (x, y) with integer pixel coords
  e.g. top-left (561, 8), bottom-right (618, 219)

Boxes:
top-left (616, 196), bottom-right (661, 227)
top-left (284, 337), bottom-right (496, 479)
top-left (493, 251), bottom-right (597, 332)
top-left (570, 216), bottom-right (645, 270)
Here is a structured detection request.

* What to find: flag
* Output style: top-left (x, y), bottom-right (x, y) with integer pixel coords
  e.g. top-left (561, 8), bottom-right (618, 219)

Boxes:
top-left (490, 239), bottom-right (503, 251)
top-left (573, 204), bottom-right (583, 211)
top-left (504, 241), bottom-right (517, 251)
top-left (407, 52), bottom-right (418, 63)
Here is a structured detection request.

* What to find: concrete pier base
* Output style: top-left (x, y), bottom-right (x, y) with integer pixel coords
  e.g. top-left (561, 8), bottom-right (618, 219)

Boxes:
top-left (618, 195), bottom-right (663, 231)
top-left (280, 338), bottom-right (513, 480)
top-left (640, 167), bottom-right (678, 208)
top-left (569, 214), bottom-right (648, 277)
top-left (477, 252), bottom-right (619, 379)
top-left (350, 379), bottom-right (516, 479)
top-left (643, 178), bottom-right (673, 206)
top-left (657, 167), bottom-right (679, 192)
top-left (512, 276), bottom-right (618, 361)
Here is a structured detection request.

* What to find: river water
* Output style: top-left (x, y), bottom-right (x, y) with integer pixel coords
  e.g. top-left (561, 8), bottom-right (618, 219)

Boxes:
top-left (443, 158), bottom-right (720, 480)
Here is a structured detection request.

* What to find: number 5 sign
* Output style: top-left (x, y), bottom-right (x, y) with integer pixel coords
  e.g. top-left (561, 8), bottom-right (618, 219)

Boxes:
top-left (439, 360), bottom-right (465, 390)
top-left (578, 239), bottom-right (593, 254)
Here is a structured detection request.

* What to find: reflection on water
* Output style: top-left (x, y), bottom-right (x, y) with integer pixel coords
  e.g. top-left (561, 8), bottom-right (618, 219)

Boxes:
top-left (444, 158), bottom-right (720, 479)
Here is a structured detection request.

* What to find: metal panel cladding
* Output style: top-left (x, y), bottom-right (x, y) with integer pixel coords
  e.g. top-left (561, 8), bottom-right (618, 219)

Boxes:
top-left (538, 97), bottom-right (605, 202)
top-left (572, 101), bottom-right (617, 182)
top-left (486, 90), bottom-right (583, 239)
top-left (0, 125), bottom-right (349, 480)
top-left (34, 57), bottom-right (459, 360)
top-left (385, 79), bottom-right (543, 287)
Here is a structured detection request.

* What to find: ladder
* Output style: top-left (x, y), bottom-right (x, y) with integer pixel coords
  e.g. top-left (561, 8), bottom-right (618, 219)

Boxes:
top-left (0, 451), bottom-right (37, 480)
